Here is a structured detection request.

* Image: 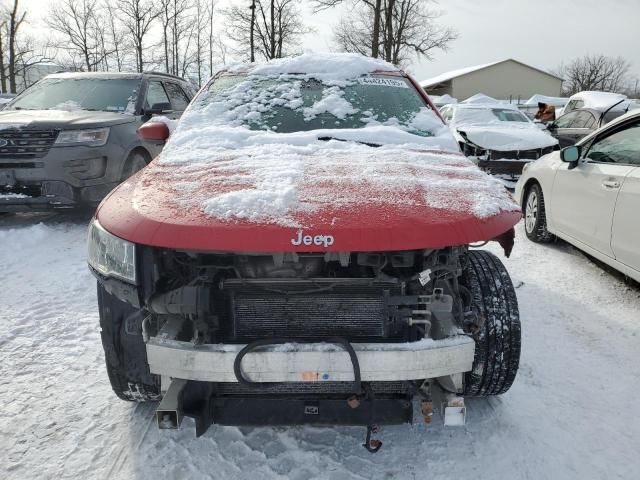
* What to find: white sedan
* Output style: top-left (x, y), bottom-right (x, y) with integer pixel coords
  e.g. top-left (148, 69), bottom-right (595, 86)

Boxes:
top-left (515, 110), bottom-right (640, 282)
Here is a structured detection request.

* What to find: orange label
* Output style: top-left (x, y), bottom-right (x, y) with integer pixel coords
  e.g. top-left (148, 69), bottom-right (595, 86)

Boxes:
top-left (302, 371), bottom-right (319, 381)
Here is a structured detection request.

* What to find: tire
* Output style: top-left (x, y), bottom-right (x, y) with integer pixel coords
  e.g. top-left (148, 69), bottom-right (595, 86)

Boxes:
top-left (120, 150), bottom-right (149, 181)
top-left (524, 183), bottom-right (554, 243)
top-left (98, 283), bottom-right (160, 402)
top-left (462, 250), bottom-right (521, 397)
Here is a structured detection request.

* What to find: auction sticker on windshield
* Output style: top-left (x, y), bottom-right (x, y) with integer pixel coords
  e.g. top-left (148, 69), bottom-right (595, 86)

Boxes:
top-left (358, 77), bottom-right (408, 88)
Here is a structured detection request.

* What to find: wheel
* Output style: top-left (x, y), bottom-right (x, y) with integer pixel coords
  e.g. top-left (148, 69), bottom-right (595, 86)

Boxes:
top-left (524, 183), bottom-right (554, 243)
top-left (462, 250), bottom-right (521, 397)
top-left (120, 151), bottom-right (149, 181)
top-left (98, 283), bottom-right (160, 402)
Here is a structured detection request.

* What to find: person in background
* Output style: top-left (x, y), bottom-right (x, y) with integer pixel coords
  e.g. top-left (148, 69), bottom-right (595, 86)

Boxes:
top-left (535, 102), bottom-right (556, 123)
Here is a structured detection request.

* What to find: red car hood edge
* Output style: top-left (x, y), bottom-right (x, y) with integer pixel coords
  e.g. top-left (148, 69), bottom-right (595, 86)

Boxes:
top-left (96, 156), bottom-right (522, 253)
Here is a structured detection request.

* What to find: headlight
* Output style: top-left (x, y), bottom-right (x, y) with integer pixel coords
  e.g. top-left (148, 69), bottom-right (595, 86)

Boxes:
top-left (87, 219), bottom-right (136, 283)
top-left (56, 127), bottom-right (110, 146)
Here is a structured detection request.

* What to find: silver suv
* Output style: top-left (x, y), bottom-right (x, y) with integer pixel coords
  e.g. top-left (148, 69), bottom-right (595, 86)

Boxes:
top-left (0, 71), bottom-right (194, 212)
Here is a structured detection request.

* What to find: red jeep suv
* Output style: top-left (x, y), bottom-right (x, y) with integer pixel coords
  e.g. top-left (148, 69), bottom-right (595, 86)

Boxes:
top-left (87, 53), bottom-right (521, 449)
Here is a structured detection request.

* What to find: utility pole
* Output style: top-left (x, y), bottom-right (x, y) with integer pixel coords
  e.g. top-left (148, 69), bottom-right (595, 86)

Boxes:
top-left (249, 0), bottom-right (256, 63)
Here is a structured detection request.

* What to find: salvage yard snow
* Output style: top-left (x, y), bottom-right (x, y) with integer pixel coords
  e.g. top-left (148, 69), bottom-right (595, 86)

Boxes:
top-left (2, 216), bottom-right (640, 480)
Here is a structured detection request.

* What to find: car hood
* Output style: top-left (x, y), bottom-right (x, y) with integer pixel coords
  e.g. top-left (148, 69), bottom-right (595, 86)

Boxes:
top-left (458, 123), bottom-right (558, 151)
top-left (97, 141), bottom-right (521, 253)
top-left (0, 109), bottom-right (135, 129)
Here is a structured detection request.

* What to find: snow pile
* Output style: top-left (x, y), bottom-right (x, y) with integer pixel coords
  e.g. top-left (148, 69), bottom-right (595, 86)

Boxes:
top-left (0, 192), bottom-right (29, 199)
top-left (462, 93), bottom-right (506, 105)
top-left (524, 94), bottom-right (568, 107)
top-left (429, 94), bottom-right (458, 105)
top-left (243, 52), bottom-right (398, 83)
top-left (302, 86), bottom-right (357, 120)
top-left (147, 115), bottom-right (179, 133)
top-left (142, 138), bottom-right (518, 226)
top-left (51, 100), bottom-right (82, 111)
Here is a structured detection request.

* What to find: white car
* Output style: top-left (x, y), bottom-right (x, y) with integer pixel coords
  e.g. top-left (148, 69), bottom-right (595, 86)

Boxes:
top-left (440, 103), bottom-right (558, 187)
top-left (515, 110), bottom-right (640, 282)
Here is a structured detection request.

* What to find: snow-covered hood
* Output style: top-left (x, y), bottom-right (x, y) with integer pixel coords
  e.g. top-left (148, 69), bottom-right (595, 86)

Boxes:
top-left (97, 132), bottom-right (521, 253)
top-left (97, 54), bottom-right (520, 252)
top-left (457, 123), bottom-right (558, 151)
top-left (0, 109), bottom-right (134, 130)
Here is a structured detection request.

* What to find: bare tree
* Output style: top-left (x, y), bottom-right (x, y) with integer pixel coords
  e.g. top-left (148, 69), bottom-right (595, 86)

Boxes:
top-left (3, 0), bottom-right (27, 92)
top-left (0, 19), bottom-right (7, 92)
top-left (557, 54), bottom-right (633, 95)
top-left (47, 0), bottom-right (106, 71)
top-left (224, 0), bottom-right (309, 62)
top-left (157, 0), bottom-right (198, 76)
top-left (12, 35), bottom-right (56, 90)
top-left (105, 2), bottom-right (131, 71)
top-left (116, 0), bottom-right (160, 72)
top-left (314, 0), bottom-right (382, 58)
top-left (333, 0), bottom-right (456, 66)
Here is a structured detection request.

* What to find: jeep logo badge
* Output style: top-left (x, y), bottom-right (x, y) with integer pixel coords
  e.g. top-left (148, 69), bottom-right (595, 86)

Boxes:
top-left (291, 230), bottom-right (334, 247)
top-left (0, 139), bottom-right (8, 147)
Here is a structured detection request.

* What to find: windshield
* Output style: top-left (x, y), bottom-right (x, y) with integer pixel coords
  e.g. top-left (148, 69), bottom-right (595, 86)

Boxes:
top-left (9, 77), bottom-right (141, 113)
top-left (455, 107), bottom-right (530, 126)
top-left (194, 74), bottom-right (441, 138)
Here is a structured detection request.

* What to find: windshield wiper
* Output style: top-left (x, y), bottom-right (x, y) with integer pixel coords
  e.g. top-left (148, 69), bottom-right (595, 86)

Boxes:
top-left (317, 136), bottom-right (382, 148)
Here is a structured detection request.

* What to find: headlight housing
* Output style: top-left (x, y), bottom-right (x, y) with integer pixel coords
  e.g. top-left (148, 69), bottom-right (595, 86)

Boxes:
top-left (56, 127), bottom-right (110, 146)
top-left (87, 219), bottom-right (136, 283)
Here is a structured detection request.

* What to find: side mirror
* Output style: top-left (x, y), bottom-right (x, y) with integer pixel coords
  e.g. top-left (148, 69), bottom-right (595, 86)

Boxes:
top-left (137, 121), bottom-right (170, 142)
top-left (144, 102), bottom-right (172, 116)
top-left (560, 145), bottom-right (581, 166)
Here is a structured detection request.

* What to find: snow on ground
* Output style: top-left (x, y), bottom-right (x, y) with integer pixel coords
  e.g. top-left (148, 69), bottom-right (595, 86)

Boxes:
top-left (1, 214), bottom-right (640, 480)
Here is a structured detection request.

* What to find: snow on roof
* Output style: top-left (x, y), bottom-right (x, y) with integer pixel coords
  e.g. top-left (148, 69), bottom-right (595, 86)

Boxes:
top-left (420, 59), bottom-right (562, 87)
top-left (420, 61), bottom-right (503, 87)
top-left (524, 94), bottom-right (568, 107)
top-left (429, 94), bottom-right (458, 105)
top-left (227, 52), bottom-right (400, 82)
top-left (569, 91), bottom-right (630, 110)
top-left (460, 94), bottom-right (517, 108)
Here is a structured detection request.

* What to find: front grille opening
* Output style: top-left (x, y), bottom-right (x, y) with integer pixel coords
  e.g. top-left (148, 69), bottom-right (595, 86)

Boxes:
top-left (222, 282), bottom-right (403, 342)
top-left (0, 130), bottom-right (59, 159)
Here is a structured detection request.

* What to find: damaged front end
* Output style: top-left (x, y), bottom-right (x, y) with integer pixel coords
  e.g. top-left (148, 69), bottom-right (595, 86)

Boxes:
top-left (459, 131), bottom-right (556, 187)
top-left (93, 236), bottom-right (482, 444)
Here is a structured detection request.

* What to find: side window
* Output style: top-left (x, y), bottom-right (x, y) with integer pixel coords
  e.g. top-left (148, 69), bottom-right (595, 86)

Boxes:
top-left (164, 82), bottom-right (190, 111)
top-left (573, 111), bottom-right (594, 128)
top-left (582, 112), bottom-right (596, 129)
top-left (145, 81), bottom-right (170, 109)
top-left (585, 121), bottom-right (640, 165)
top-left (441, 107), bottom-right (453, 123)
top-left (565, 99), bottom-right (584, 113)
top-left (555, 111), bottom-right (579, 128)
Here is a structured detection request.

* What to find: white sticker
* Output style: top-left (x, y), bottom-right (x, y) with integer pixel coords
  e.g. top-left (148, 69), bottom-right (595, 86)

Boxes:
top-left (357, 77), bottom-right (409, 89)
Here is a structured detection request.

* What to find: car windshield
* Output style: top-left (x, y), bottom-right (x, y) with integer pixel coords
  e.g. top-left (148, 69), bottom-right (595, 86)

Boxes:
top-left (455, 107), bottom-right (530, 126)
top-left (194, 74), bottom-right (439, 137)
top-left (8, 77), bottom-right (141, 113)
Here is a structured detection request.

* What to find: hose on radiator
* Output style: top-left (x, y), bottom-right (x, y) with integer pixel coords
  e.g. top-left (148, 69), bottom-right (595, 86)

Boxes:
top-left (233, 337), bottom-right (363, 395)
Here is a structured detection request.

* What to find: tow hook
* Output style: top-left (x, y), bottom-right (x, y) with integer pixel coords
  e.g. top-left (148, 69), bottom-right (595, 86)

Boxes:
top-left (363, 424), bottom-right (382, 453)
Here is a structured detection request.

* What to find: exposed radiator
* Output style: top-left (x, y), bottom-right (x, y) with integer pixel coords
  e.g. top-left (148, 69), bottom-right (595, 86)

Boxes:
top-left (222, 280), bottom-right (402, 341)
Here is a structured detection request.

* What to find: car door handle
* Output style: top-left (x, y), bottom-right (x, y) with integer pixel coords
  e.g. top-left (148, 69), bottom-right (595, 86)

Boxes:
top-left (602, 180), bottom-right (621, 189)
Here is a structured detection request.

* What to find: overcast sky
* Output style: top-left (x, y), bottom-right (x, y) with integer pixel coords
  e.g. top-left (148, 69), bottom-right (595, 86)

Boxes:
top-left (20, 0), bottom-right (640, 83)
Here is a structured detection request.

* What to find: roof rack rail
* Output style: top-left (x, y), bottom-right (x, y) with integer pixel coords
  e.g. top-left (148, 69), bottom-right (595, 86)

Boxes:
top-left (143, 71), bottom-right (187, 81)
